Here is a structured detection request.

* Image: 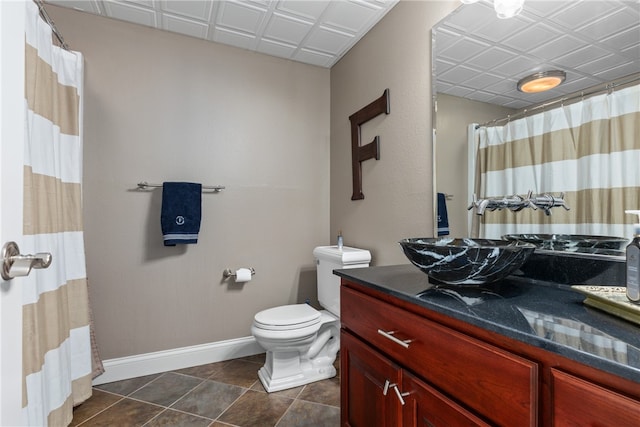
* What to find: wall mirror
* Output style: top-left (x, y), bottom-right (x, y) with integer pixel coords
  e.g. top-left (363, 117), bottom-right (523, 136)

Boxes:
top-left (432, 0), bottom-right (639, 248)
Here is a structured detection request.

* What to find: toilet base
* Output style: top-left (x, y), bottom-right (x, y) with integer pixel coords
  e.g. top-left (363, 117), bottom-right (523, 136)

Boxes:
top-left (257, 358), bottom-right (337, 393)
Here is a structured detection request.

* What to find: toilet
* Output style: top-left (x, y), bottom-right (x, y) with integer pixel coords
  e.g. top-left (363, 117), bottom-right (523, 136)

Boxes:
top-left (251, 245), bottom-right (371, 392)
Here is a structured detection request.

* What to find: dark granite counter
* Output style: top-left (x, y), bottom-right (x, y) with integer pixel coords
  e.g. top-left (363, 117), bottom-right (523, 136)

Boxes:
top-left (335, 264), bottom-right (640, 384)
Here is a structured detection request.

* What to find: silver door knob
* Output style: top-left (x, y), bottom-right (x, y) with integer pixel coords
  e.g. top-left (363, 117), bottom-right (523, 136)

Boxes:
top-left (1, 241), bottom-right (52, 280)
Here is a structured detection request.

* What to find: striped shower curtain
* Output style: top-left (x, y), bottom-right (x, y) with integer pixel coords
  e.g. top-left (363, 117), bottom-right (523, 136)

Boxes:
top-left (472, 83), bottom-right (640, 239)
top-left (23, 1), bottom-right (101, 425)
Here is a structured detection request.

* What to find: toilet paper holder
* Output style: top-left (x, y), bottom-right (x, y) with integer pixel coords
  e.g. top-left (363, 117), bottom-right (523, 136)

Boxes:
top-left (223, 267), bottom-right (255, 278)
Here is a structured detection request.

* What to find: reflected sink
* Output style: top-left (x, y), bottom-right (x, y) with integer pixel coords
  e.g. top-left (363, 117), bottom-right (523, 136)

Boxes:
top-left (399, 238), bottom-right (536, 285)
top-left (502, 234), bottom-right (628, 253)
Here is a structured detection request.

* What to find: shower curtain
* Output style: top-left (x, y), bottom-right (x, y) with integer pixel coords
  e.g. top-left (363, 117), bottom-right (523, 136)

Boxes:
top-left (23, 1), bottom-right (102, 425)
top-left (471, 83), bottom-right (640, 239)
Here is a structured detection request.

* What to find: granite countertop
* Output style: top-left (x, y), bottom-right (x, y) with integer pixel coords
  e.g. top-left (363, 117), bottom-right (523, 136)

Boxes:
top-left (335, 264), bottom-right (640, 384)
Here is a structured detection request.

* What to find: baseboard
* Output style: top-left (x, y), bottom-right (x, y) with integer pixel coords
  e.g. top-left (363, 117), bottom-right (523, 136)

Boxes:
top-left (92, 336), bottom-right (263, 386)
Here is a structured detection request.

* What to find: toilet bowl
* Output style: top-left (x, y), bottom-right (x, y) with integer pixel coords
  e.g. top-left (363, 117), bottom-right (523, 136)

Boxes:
top-left (251, 304), bottom-right (339, 392)
top-left (251, 245), bottom-right (371, 392)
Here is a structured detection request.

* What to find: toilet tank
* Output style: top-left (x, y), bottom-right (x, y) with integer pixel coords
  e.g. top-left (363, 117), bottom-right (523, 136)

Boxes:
top-left (313, 246), bottom-right (371, 317)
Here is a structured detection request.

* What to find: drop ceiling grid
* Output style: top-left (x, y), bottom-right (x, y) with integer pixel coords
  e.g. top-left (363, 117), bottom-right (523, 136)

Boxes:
top-left (45, 0), bottom-right (399, 68)
top-left (435, 0), bottom-right (640, 108)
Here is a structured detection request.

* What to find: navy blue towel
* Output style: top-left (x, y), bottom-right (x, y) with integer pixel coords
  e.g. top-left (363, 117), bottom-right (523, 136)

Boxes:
top-left (437, 192), bottom-right (450, 236)
top-left (161, 182), bottom-right (202, 246)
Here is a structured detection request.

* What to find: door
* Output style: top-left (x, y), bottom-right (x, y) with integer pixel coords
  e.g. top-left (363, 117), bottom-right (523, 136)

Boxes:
top-left (0, 1), bottom-right (25, 425)
top-left (402, 372), bottom-right (490, 427)
top-left (341, 330), bottom-right (402, 427)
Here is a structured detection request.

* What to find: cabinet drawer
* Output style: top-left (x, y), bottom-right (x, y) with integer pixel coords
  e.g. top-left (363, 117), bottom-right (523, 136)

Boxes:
top-left (551, 368), bottom-right (640, 426)
top-left (342, 286), bottom-right (538, 427)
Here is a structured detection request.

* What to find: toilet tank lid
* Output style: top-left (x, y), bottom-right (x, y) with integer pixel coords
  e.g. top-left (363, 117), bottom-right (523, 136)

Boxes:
top-left (313, 246), bottom-right (371, 265)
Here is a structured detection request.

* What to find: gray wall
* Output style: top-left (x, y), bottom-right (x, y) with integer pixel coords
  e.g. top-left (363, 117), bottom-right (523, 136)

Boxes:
top-left (49, 6), bottom-right (330, 359)
top-left (436, 94), bottom-right (516, 236)
top-left (330, 0), bottom-right (459, 265)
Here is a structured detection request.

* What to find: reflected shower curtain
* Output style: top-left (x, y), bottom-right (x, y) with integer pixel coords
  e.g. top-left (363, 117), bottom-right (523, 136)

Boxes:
top-left (472, 84), bottom-right (640, 239)
top-left (23, 1), bottom-right (101, 425)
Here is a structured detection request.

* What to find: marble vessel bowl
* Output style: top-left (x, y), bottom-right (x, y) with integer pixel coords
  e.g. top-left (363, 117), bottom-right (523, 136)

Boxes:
top-left (399, 238), bottom-right (536, 285)
top-left (501, 234), bottom-right (628, 252)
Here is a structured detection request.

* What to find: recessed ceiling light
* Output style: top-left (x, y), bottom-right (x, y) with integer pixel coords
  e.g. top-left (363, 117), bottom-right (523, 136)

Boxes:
top-left (517, 70), bottom-right (566, 93)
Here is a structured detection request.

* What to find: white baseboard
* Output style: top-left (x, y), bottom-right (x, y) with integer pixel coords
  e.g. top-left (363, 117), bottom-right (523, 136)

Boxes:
top-left (92, 336), bottom-right (263, 386)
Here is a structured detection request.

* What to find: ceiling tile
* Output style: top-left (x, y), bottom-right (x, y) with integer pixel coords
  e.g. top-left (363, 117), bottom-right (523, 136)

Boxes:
top-left (472, 14), bottom-right (530, 43)
top-left (276, 0), bottom-right (328, 21)
top-left (443, 1), bottom-right (497, 33)
top-left (263, 12), bottom-right (313, 45)
top-left (103, 1), bottom-right (157, 27)
top-left (161, 1), bottom-right (212, 21)
top-left (257, 38), bottom-right (297, 59)
top-left (215, 1), bottom-right (267, 35)
top-left (594, 61), bottom-right (640, 81)
top-left (304, 26), bottom-right (353, 55)
top-left (601, 24), bottom-right (640, 51)
top-left (211, 26), bottom-right (256, 50)
top-left (501, 23), bottom-right (561, 52)
top-left (552, 45), bottom-right (612, 69)
top-left (322, 1), bottom-right (380, 34)
top-left (439, 37), bottom-right (491, 63)
top-left (462, 73), bottom-right (505, 91)
top-left (530, 35), bottom-right (586, 62)
top-left (438, 65), bottom-right (481, 86)
top-left (465, 47), bottom-right (518, 70)
top-left (522, 1), bottom-right (572, 19)
top-left (46, 0), bottom-right (104, 14)
top-left (293, 48), bottom-right (333, 67)
top-left (577, 9), bottom-right (639, 41)
top-left (162, 14), bottom-right (209, 39)
top-left (548, 1), bottom-right (619, 30)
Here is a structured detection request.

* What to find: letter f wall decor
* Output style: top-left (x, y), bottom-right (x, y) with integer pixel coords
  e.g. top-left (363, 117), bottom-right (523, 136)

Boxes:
top-left (349, 89), bottom-right (390, 200)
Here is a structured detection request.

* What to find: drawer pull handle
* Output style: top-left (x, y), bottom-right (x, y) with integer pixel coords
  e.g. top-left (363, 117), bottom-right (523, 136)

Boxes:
top-left (392, 384), bottom-right (409, 405)
top-left (377, 329), bottom-right (412, 348)
top-left (382, 380), bottom-right (409, 405)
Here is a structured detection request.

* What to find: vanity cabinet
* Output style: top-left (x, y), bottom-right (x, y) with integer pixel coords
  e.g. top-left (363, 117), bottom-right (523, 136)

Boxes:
top-left (341, 330), bottom-right (490, 427)
top-left (550, 369), bottom-right (640, 426)
top-left (341, 285), bottom-right (538, 426)
top-left (340, 278), bottom-right (640, 427)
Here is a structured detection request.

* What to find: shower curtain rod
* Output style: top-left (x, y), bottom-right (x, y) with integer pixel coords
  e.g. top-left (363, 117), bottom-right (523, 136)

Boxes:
top-left (475, 73), bottom-right (640, 129)
top-left (35, 0), bottom-right (70, 51)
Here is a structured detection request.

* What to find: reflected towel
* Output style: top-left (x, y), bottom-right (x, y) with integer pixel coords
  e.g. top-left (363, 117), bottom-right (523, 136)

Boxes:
top-left (437, 193), bottom-right (450, 236)
top-left (161, 182), bottom-right (202, 246)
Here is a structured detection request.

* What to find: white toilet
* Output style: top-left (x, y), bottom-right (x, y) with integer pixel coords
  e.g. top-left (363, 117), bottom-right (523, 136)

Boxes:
top-left (251, 245), bottom-right (371, 392)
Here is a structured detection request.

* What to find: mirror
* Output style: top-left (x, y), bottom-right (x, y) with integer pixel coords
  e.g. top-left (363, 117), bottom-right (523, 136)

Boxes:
top-left (432, 0), bottom-right (639, 241)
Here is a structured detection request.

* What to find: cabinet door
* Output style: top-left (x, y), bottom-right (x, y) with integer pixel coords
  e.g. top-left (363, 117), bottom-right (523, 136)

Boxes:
top-left (551, 369), bottom-right (640, 426)
top-left (341, 330), bottom-right (403, 427)
top-left (402, 372), bottom-right (491, 427)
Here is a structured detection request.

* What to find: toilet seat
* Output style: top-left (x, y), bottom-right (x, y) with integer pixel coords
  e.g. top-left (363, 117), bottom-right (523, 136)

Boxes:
top-left (253, 304), bottom-right (320, 331)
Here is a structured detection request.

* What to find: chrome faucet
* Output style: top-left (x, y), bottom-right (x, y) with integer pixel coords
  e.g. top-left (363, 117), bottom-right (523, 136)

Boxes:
top-left (468, 192), bottom-right (570, 216)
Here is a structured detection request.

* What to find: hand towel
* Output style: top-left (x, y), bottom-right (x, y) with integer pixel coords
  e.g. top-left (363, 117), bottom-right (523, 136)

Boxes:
top-left (437, 192), bottom-right (450, 236)
top-left (161, 182), bottom-right (202, 246)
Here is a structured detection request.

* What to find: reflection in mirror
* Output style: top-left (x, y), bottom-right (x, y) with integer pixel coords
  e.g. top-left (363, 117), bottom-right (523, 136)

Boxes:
top-left (432, 0), bottom-right (640, 244)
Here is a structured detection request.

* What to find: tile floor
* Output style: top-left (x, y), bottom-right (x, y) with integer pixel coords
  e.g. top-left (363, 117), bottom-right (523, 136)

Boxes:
top-left (72, 353), bottom-right (340, 427)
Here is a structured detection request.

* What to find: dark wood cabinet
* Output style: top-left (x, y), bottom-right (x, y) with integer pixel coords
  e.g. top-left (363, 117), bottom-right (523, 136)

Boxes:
top-left (340, 278), bottom-right (640, 427)
top-left (341, 330), bottom-right (401, 427)
top-left (401, 370), bottom-right (490, 427)
top-left (341, 330), bottom-right (490, 427)
top-left (551, 369), bottom-right (640, 426)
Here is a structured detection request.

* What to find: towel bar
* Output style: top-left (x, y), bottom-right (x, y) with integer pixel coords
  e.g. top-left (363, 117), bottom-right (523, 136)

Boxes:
top-left (137, 182), bottom-right (225, 192)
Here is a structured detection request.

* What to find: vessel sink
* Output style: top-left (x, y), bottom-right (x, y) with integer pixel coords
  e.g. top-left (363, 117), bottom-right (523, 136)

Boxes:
top-left (399, 237), bottom-right (536, 285)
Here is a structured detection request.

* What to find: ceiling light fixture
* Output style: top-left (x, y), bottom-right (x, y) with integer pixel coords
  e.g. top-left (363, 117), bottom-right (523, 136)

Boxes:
top-left (517, 70), bottom-right (567, 93)
top-left (460, 0), bottom-right (525, 19)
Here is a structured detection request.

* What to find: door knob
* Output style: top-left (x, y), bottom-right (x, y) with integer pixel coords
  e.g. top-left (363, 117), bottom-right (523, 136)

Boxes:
top-left (1, 241), bottom-right (52, 280)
